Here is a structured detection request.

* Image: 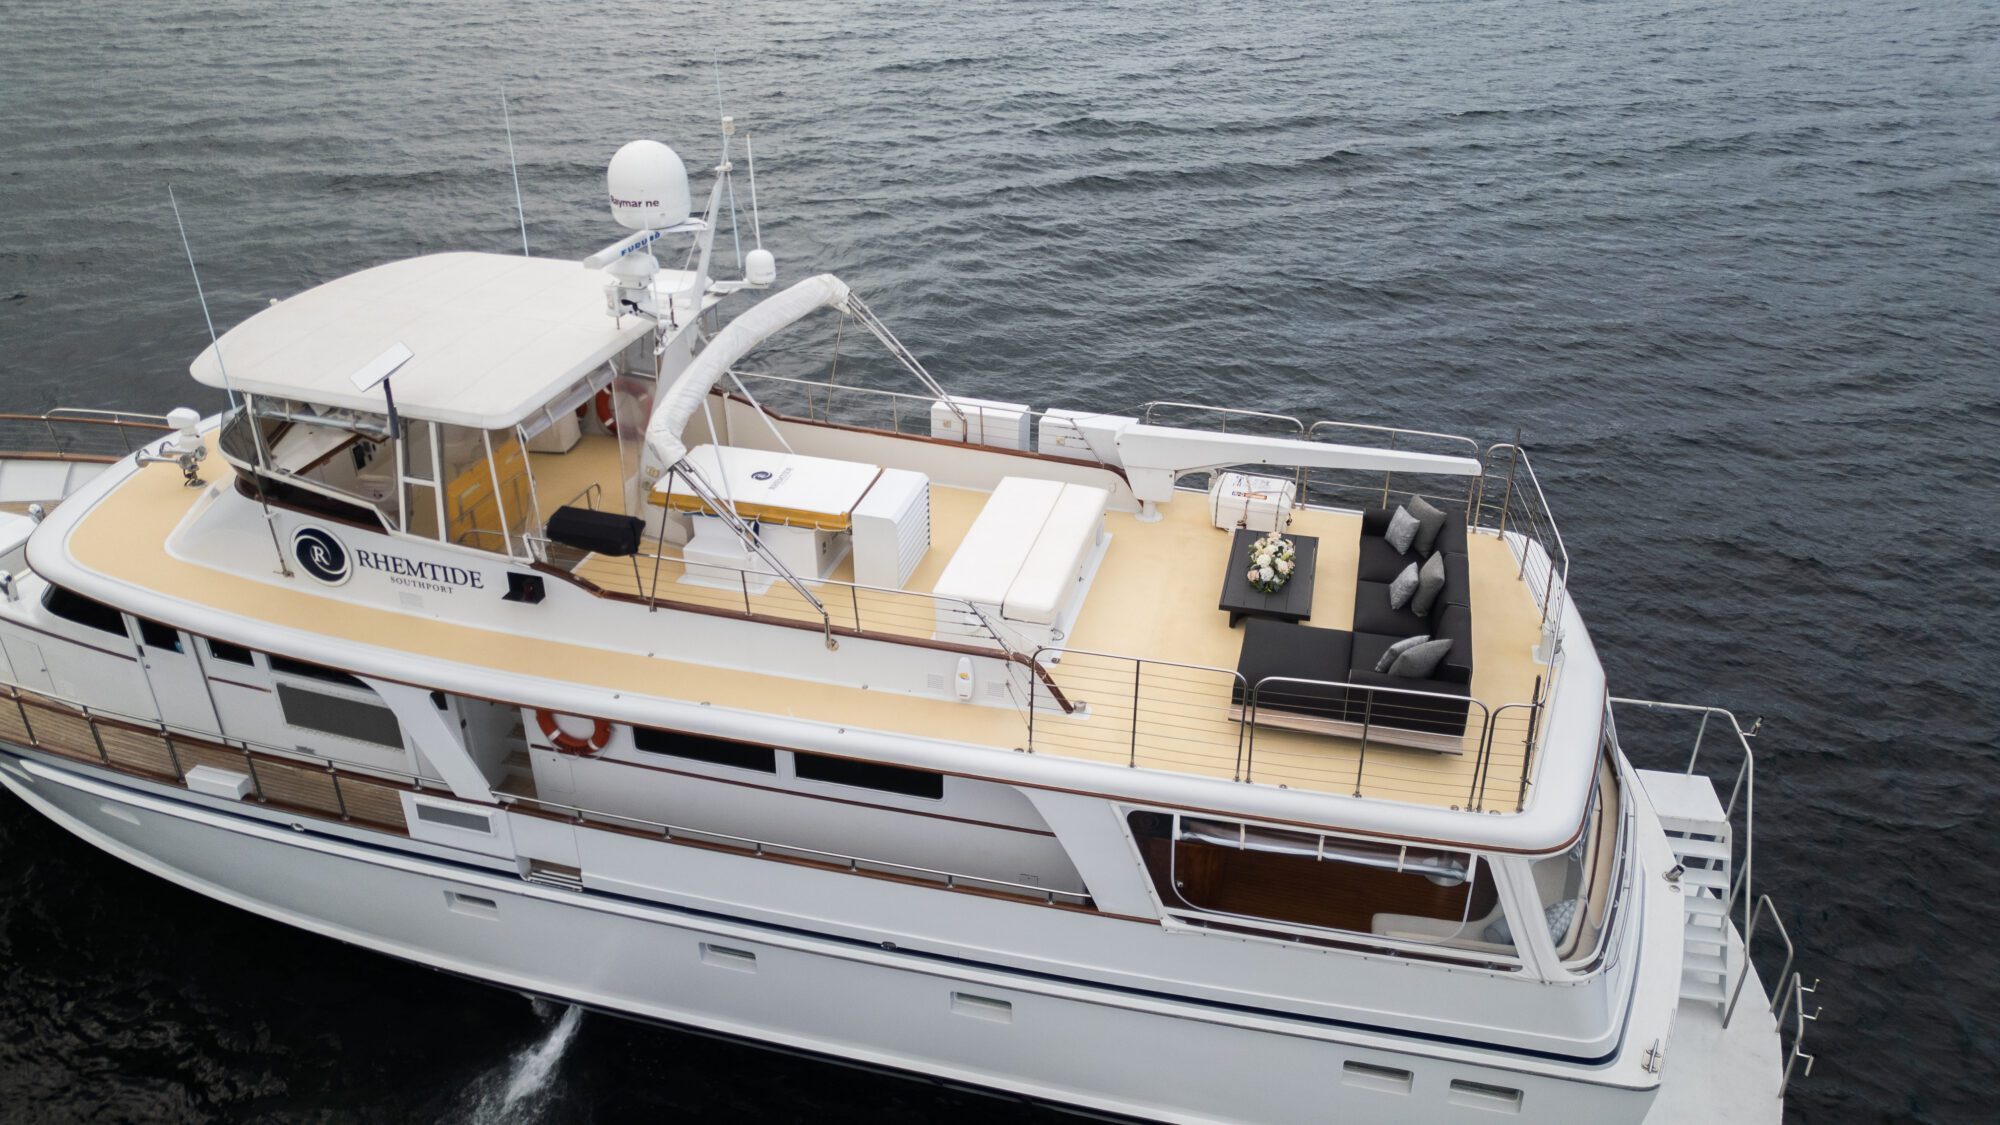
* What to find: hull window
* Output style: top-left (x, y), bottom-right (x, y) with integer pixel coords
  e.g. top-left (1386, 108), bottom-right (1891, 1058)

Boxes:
top-left (794, 752), bottom-right (944, 800)
top-left (631, 726), bottom-right (776, 773)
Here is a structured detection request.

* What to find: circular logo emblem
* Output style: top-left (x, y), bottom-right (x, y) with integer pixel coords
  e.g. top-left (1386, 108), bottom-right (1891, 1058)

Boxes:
top-left (292, 526), bottom-right (351, 586)
top-left (751, 470), bottom-right (773, 481)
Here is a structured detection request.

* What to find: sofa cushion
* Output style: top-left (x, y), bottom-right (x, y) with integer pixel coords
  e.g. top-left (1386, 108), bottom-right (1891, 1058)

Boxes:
top-left (1412, 551), bottom-right (1448, 616)
top-left (1434, 509), bottom-right (1469, 555)
top-left (1370, 633), bottom-right (1431, 674)
top-left (1385, 505), bottom-right (1420, 554)
top-left (1345, 668), bottom-right (1473, 736)
top-left (1233, 620), bottom-right (1353, 720)
top-left (1357, 534), bottom-right (1421, 583)
top-left (1387, 637), bottom-right (1454, 678)
top-left (1428, 604), bottom-right (1475, 685)
top-left (1407, 495), bottom-right (1448, 555)
top-left (1354, 581), bottom-right (1430, 637)
top-left (1388, 562), bottom-right (1420, 610)
top-left (1440, 550), bottom-right (1471, 609)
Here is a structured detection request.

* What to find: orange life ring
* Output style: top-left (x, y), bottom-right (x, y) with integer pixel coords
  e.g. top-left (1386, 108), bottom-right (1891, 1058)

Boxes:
top-left (591, 387), bottom-right (653, 435)
top-left (535, 709), bottom-right (613, 757)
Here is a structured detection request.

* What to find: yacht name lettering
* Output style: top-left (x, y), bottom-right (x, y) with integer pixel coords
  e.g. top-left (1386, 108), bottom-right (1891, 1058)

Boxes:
top-left (352, 549), bottom-right (484, 590)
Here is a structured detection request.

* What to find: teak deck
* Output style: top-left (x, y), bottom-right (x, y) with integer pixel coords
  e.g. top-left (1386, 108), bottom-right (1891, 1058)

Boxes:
top-left (60, 433), bottom-right (1554, 809)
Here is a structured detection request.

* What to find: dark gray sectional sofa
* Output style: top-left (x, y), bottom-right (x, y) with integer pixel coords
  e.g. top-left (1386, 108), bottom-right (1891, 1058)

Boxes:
top-left (1232, 504), bottom-right (1477, 749)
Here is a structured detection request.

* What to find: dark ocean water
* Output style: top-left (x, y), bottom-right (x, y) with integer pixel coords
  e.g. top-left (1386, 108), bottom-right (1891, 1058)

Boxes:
top-left (2, 1), bottom-right (1996, 1121)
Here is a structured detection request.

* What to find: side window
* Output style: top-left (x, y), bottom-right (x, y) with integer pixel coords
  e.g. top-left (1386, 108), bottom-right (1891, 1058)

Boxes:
top-left (793, 753), bottom-right (944, 799)
top-left (268, 655), bottom-right (369, 689)
top-left (205, 639), bottom-right (255, 666)
top-left (134, 618), bottom-right (183, 652)
top-left (1127, 812), bottom-right (1513, 955)
top-left (42, 585), bottom-right (126, 636)
top-left (632, 726), bottom-right (777, 773)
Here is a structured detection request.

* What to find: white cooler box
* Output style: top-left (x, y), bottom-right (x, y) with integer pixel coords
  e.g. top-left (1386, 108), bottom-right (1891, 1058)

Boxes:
top-left (931, 396), bottom-right (1032, 450)
top-left (1208, 472), bottom-right (1296, 532)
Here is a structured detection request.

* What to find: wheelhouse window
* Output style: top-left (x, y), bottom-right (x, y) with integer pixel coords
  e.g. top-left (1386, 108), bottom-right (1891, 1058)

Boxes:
top-left (268, 655), bottom-right (370, 690)
top-left (134, 617), bottom-right (183, 652)
top-left (1127, 811), bottom-right (1516, 956)
top-left (42, 585), bottom-right (125, 636)
top-left (632, 726), bottom-right (777, 773)
top-left (793, 752), bottom-right (944, 799)
top-left (204, 639), bottom-right (255, 665)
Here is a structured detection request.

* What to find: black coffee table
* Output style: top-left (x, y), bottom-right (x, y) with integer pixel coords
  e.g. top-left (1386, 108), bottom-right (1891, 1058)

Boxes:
top-left (1218, 529), bottom-right (1318, 627)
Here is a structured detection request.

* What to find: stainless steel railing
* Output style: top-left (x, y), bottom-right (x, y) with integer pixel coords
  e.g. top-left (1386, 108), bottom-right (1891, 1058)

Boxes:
top-left (1474, 444), bottom-right (1570, 640)
top-left (1023, 646), bottom-right (1545, 808)
top-left (0, 409), bottom-right (173, 459)
top-left (1610, 697), bottom-right (1820, 1097)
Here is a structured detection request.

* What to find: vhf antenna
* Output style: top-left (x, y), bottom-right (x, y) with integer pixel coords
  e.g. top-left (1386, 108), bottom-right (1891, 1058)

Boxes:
top-left (502, 88), bottom-right (530, 256)
top-left (167, 187), bottom-right (294, 577)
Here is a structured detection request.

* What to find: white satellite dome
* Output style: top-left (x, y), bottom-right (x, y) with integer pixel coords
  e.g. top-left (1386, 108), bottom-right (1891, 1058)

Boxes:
top-left (607, 140), bottom-right (691, 232)
top-left (744, 247), bottom-right (777, 286)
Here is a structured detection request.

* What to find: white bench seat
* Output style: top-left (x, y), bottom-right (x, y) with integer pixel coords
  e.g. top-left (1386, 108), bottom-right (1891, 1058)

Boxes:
top-left (933, 477), bottom-right (1110, 646)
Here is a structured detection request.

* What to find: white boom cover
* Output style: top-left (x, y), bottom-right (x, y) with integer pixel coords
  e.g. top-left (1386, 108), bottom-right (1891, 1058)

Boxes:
top-left (642, 273), bottom-right (853, 479)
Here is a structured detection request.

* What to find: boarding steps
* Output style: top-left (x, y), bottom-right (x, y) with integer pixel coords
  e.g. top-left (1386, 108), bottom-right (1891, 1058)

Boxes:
top-left (1638, 768), bottom-right (1738, 1008)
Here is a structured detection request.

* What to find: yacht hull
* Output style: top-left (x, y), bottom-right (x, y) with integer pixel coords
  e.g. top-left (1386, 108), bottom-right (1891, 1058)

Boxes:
top-left (0, 748), bottom-right (1656, 1125)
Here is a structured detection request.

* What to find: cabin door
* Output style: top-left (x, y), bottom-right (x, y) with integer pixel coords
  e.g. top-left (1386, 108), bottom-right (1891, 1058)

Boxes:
top-left (130, 619), bottom-right (220, 736)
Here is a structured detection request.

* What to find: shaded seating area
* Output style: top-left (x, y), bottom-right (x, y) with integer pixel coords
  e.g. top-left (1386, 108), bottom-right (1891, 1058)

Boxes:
top-left (1232, 502), bottom-right (1477, 752)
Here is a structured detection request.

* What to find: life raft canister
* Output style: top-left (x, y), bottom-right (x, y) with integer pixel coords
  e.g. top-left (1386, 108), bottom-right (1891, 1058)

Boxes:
top-left (535, 709), bottom-right (613, 756)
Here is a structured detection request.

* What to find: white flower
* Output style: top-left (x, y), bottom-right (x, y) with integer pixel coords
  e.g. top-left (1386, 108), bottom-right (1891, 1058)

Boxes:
top-left (1247, 567), bottom-right (1261, 583)
top-left (1277, 558), bottom-right (1293, 574)
top-left (1259, 566), bottom-right (1274, 583)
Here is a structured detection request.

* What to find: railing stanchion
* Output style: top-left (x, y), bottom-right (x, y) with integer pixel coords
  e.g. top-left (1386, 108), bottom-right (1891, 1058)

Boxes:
top-left (1355, 690), bottom-right (1373, 797)
top-left (329, 765), bottom-right (351, 820)
top-left (1129, 661), bottom-right (1142, 768)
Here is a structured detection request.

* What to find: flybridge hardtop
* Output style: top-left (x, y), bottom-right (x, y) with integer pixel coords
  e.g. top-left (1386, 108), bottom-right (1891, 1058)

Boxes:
top-left (0, 127), bottom-right (1815, 1124)
top-left (191, 253), bottom-right (674, 431)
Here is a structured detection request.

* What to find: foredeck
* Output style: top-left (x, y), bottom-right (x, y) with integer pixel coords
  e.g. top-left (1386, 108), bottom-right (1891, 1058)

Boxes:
top-left (54, 433), bottom-right (1555, 810)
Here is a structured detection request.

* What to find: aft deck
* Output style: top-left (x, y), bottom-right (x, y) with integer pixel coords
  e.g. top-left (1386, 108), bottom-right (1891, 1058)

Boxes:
top-left (50, 425), bottom-right (1559, 811)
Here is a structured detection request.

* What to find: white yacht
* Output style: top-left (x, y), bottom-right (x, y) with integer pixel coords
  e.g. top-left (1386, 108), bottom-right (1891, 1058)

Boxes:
top-left (0, 133), bottom-right (1816, 1123)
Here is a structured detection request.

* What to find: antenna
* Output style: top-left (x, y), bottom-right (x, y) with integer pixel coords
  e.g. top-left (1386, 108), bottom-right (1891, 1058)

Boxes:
top-left (166, 186), bottom-right (294, 577)
top-left (745, 132), bottom-right (762, 249)
top-left (501, 89), bottom-right (530, 256)
top-left (168, 187), bottom-right (239, 412)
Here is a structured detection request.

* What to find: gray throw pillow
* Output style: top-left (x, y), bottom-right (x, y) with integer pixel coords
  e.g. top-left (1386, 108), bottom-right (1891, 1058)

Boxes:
top-left (1384, 505), bottom-right (1420, 554)
top-left (1407, 495), bottom-right (1448, 555)
top-left (1374, 633), bottom-right (1431, 674)
top-left (1411, 550), bottom-right (1447, 615)
top-left (1387, 562), bottom-right (1420, 610)
top-left (1387, 637), bottom-right (1453, 678)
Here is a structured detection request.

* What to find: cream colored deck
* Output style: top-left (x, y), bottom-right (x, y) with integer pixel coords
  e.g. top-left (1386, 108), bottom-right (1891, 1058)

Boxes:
top-left (65, 439), bottom-right (1551, 808)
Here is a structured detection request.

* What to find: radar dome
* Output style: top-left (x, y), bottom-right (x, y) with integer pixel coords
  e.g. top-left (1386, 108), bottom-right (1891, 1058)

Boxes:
top-left (607, 140), bottom-right (691, 232)
top-left (744, 247), bottom-right (777, 286)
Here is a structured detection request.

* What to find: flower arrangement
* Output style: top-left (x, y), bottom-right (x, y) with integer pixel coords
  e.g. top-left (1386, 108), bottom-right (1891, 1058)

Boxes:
top-left (1245, 531), bottom-right (1296, 594)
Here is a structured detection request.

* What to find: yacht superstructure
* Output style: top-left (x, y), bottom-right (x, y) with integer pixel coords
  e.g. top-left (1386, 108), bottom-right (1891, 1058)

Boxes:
top-left (0, 133), bottom-right (1815, 1123)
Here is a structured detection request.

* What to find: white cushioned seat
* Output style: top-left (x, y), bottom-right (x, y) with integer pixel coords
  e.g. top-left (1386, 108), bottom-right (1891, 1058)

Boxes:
top-left (933, 478), bottom-right (1062, 612)
top-left (933, 477), bottom-right (1109, 642)
top-left (1004, 483), bottom-right (1109, 624)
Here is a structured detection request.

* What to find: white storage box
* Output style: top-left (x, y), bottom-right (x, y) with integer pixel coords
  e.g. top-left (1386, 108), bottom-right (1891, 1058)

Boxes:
top-left (526, 408), bottom-right (582, 454)
top-left (851, 468), bottom-right (931, 589)
top-left (1207, 472), bottom-right (1296, 532)
top-left (1036, 409), bottom-right (1135, 464)
top-left (931, 396), bottom-right (1032, 450)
